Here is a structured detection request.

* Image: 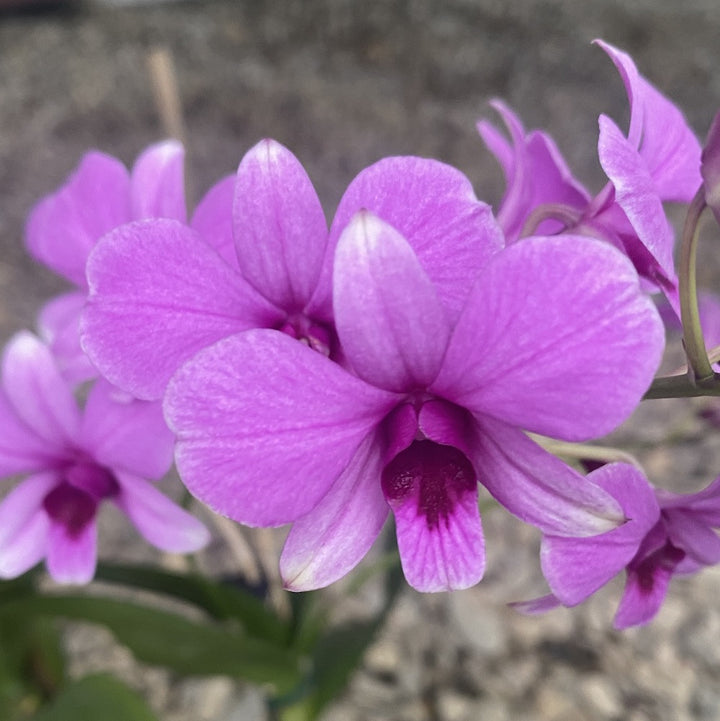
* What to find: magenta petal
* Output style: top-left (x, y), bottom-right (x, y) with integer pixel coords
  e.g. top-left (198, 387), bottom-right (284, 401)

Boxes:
top-left (470, 416), bottom-right (624, 536)
top-left (659, 476), bottom-right (720, 525)
top-left (46, 516), bottom-right (97, 584)
top-left (280, 431), bottom-right (388, 591)
top-left (130, 140), bottom-right (187, 222)
top-left (233, 140), bottom-right (328, 310)
top-left (433, 235), bottom-right (664, 441)
top-left (0, 473), bottom-right (56, 578)
top-left (25, 152), bottom-right (131, 287)
top-left (38, 291), bottom-right (97, 386)
top-left (598, 114), bottom-right (676, 283)
top-left (595, 40), bottom-right (701, 203)
top-left (79, 380), bottom-right (174, 480)
top-left (165, 329), bottom-right (398, 526)
top-left (334, 212), bottom-right (450, 392)
top-left (613, 563), bottom-right (674, 629)
top-left (2, 332), bottom-right (81, 449)
top-left (664, 510), bottom-right (720, 565)
top-left (311, 156), bottom-right (503, 323)
top-left (541, 463), bottom-right (660, 606)
top-left (114, 472), bottom-right (210, 553)
top-left (82, 219), bottom-right (281, 400)
top-left (383, 441), bottom-right (484, 592)
top-left (510, 594), bottom-right (562, 616)
top-left (191, 175), bottom-right (238, 268)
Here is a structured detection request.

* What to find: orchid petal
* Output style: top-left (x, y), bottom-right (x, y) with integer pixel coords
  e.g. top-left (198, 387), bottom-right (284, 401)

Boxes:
top-left (470, 416), bottom-right (624, 536)
top-left (0, 474), bottom-right (56, 559)
top-left (659, 476), bottom-right (720, 525)
top-left (664, 509), bottom-right (720, 565)
top-left (311, 156), bottom-right (503, 323)
top-left (80, 380), bottom-right (174, 480)
top-left (25, 152), bottom-right (131, 287)
top-left (334, 211), bottom-right (450, 392)
top-left (191, 175), bottom-right (238, 268)
top-left (82, 219), bottom-right (281, 400)
top-left (130, 140), bottom-right (187, 222)
top-left (233, 139), bottom-right (328, 311)
top-left (0, 509), bottom-right (49, 579)
top-left (280, 431), bottom-right (388, 590)
top-left (46, 516), bottom-right (97, 584)
top-left (613, 561), bottom-right (675, 629)
top-left (541, 463), bottom-right (660, 605)
top-left (2, 332), bottom-right (80, 449)
top-left (114, 472), bottom-right (210, 553)
top-left (598, 114), bottom-right (677, 284)
top-left (595, 39), bottom-right (701, 202)
top-left (165, 329), bottom-right (398, 526)
top-left (510, 594), bottom-right (562, 615)
top-left (432, 235), bottom-right (664, 441)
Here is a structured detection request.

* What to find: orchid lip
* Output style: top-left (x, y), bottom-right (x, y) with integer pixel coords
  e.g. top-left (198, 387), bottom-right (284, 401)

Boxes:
top-left (277, 313), bottom-right (334, 357)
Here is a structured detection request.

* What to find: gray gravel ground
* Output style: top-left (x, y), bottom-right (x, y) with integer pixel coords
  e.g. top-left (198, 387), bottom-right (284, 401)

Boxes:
top-left (3, 1), bottom-right (720, 719)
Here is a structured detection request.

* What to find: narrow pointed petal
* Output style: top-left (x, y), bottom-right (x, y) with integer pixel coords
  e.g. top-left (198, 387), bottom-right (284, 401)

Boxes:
top-left (382, 441), bottom-right (484, 592)
top-left (311, 156), bottom-right (503, 323)
top-left (82, 219), bottom-right (281, 400)
top-left (191, 175), bottom-right (238, 268)
top-left (280, 431), bottom-right (388, 590)
top-left (510, 594), bottom-right (562, 615)
top-left (2, 332), bottom-right (80, 449)
top-left (114, 472), bottom-right (210, 553)
top-left (595, 39), bottom-right (701, 202)
top-left (541, 463), bottom-right (660, 605)
top-left (432, 235), bottom-right (664, 441)
top-left (79, 380), bottom-right (174, 480)
top-left (614, 562), bottom-right (675, 629)
top-left (130, 140), bottom-right (187, 222)
top-left (25, 152), bottom-right (131, 287)
top-left (0, 474), bottom-right (56, 560)
top-left (659, 476), bottom-right (720, 525)
top-left (664, 510), bottom-right (720, 565)
top-left (598, 114), bottom-right (676, 283)
top-left (46, 517), bottom-right (97, 584)
top-left (233, 140), bottom-right (328, 310)
top-left (334, 212), bottom-right (450, 392)
top-left (470, 416), bottom-right (624, 537)
top-left (165, 329), bottom-right (398, 526)
top-left (0, 509), bottom-right (49, 579)
top-left (37, 291), bottom-right (97, 386)
top-left (702, 111), bottom-right (720, 225)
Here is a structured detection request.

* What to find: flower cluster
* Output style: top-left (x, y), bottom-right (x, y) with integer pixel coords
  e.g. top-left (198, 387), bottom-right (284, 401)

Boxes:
top-left (5, 39), bottom-right (720, 628)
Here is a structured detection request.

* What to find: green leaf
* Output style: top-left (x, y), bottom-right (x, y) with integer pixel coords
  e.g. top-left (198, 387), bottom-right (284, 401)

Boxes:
top-left (32, 674), bottom-right (158, 721)
top-left (0, 595), bottom-right (302, 693)
top-left (94, 563), bottom-right (289, 644)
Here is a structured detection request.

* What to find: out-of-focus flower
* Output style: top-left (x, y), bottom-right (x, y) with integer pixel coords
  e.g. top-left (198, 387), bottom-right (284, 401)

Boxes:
top-left (516, 464), bottom-right (720, 628)
top-left (25, 141), bottom-right (186, 384)
top-left (0, 332), bottom-right (209, 584)
top-left (164, 210), bottom-right (663, 593)
top-left (81, 139), bottom-right (501, 400)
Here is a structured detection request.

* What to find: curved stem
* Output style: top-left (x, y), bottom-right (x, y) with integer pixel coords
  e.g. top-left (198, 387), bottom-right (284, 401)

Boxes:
top-left (520, 203), bottom-right (583, 238)
top-left (679, 187), bottom-right (715, 384)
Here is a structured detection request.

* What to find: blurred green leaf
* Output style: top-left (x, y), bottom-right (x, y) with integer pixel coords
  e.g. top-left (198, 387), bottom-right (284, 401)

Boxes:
top-left (32, 674), bottom-right (158, 721)
top-left (95, 563), bottom-right (289, 644)
top-left (0, 595), bottom-right (302, 693)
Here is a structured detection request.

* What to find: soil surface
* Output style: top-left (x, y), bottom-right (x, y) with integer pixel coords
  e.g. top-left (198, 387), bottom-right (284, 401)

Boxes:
top-left (3, 1), bottom-right (720, 719)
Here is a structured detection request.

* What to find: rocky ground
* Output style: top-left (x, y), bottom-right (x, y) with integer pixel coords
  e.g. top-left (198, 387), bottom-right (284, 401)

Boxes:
top-left (3, 0), bottom-right (720, 719)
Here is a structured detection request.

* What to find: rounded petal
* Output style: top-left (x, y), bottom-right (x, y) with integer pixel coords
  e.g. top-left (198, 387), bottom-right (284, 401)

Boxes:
top-left (191, 174), bottom-right (238, 268)
top-left (82, 219), bottom-right (281, 400)
top-left (280, 430), bottom-right (388, 590)
top-left (334, 212), bottom-right (450, 392)
top-left (130, 140), bottom-right (187, 222)
top-left (432, 235), bottom-right (664, 441)
top-left (164, 329), bottom-right (399, 526)
top-left (233, 140), bottom-right (328, 311)
top-left (46, 516), bottom-right (97, 585)
top-left (114, 472), bottom-right (210, 553)
top-left (310, 156), bottom-right (503, 323)
top-left (25, 151), bottom-right (131, 287)
top-left (37, 291), bottom-right (98, 386)
top-left (79, 380), bottom-right (174, 480)
top-left (2, 331), bottom-right (80, 450)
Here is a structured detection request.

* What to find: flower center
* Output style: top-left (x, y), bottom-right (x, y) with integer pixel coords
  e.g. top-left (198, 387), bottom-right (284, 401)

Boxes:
top-left (381, 440), bottom-right (476, 529)
top-left (278, 314), bottom-right (334, 356)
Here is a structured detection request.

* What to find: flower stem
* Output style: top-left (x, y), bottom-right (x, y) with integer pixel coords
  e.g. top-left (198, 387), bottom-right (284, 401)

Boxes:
top-left (519, 203), bottom-right (582, 237)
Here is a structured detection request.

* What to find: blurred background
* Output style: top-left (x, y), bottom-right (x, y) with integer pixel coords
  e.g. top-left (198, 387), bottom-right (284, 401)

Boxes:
top-left (2, 1), bottom-right (720, 719)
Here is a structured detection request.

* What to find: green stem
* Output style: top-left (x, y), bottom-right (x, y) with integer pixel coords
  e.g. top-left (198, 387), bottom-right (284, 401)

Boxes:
top-left (644, 373), bottom-right (720, 400)
top-left (679, 187), bottom-right (715, 384)
top-left (519, 203), bottom-right (582, 238)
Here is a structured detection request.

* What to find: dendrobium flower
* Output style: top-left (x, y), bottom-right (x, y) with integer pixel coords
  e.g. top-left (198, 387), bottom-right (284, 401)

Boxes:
top-left (81, 140), bottom-right (501, 400)
top-left (25, 141), bottom-right (187, 384)
top-left (517, 464), bottom-right (720, 628)
top-left (479, 40), bottom-right (701, 307)
top-left (164, 210), bottom-right (664, 593)
top-left (0, 332), bottom-right (209, 584)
